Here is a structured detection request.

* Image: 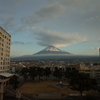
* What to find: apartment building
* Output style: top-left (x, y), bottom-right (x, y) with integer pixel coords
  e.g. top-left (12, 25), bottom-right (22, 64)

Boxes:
top-left (79, 63), bottom-right (100, 79)
top-left (0, 27), bottom-right (11, 73)
top-left (71, 62), bottom-right (100, 79)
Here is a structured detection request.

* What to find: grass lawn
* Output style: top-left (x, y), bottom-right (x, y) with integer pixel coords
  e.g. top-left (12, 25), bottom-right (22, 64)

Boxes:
top-left (17, 81), bottom-right (98, 96)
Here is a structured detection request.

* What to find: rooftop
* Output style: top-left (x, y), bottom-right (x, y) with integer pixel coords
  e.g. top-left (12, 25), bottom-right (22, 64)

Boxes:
top-left (0, 73), bottom-right (13, 77)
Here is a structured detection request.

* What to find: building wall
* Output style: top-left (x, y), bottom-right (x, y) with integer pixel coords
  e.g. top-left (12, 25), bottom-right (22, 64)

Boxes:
top-left (79, 67), bottom-right (100, 79)
top-left (0, 27), bottom-right (11, 73)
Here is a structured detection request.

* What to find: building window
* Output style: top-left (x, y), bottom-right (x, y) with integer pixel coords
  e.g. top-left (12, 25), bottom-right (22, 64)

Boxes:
top-left (1, 53), bottom-right (3, 56)
top-left (1, 57), bottom-right (3, 60)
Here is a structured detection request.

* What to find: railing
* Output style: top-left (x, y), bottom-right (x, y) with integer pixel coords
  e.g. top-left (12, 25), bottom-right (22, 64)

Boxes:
top-left (4, 86), bottom-right (67, 100)
top-left (4, 86), bottom-right (36, 100)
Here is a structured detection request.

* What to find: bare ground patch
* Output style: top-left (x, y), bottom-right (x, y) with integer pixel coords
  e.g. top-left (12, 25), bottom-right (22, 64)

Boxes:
top-left (17, 81), bottom-right (97, 96)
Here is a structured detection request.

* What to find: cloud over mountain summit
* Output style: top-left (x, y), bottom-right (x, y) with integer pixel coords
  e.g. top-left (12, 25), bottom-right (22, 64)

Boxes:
top-left (30, 27), bottom-right (86, 47)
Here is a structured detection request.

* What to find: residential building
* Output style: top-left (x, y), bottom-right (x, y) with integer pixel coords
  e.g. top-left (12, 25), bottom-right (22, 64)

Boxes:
top-left (0, 27), bottom-right (11, 73)
top-left (78, 63), bottom-right (100, 79)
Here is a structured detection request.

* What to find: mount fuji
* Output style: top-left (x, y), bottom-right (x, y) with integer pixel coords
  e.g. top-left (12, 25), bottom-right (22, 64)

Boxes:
top-left (11, 45), bottom-right (98, 61)
top-left (34, 46), bottom-right (71, 55)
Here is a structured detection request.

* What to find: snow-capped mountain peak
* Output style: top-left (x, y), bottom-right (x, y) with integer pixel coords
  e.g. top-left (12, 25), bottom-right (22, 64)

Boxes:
top-left (43, 46), bottom-right (62, 52)
top-left (34, 46), bottom-right (71, 55)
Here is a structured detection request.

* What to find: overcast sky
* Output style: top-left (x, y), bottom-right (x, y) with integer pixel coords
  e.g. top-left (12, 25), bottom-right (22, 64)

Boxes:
top-left (0, 0), bottom-right (100, 57)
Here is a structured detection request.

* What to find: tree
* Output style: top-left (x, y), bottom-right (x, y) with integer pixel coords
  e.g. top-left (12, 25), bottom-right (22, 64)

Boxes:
top-left (53, 67), bottom-right (59, 80)
top-left (21, 67), bottom-right (29, 81)
top-left (36, 67), bottom-right (44, 81)
top-left (58, 68), bottom-right (64, 80)
top-left (65, 67), bottom-right (72, 81)
top-left (9, 75), bottom-right (19, 90)
top-left (65, 67), bottom-right (78, 81)
top-left (53, 67), bottom-right (63, 80)
top-left (44, 67), bottom-right (51, 80)
top-left (29, 67), bottom-right (37, 80)
top-left (69, 72), bottom-right (95, 97)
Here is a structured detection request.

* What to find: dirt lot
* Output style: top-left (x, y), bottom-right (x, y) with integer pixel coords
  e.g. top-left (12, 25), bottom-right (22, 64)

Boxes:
top-left (17, 81), bottom-right (97, 96)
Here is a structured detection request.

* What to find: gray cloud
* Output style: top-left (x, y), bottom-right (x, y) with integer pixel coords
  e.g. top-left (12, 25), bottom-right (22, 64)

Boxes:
top-left (98, 40), bottom-right (100, 42)
top-left (48, 0), bottom-right (99, 10)
top-left (11, 41), bottom-right (32, 45)
top-left (0, 0), bottom-right (28, 32)
top-left (49, 0), bottom-right (84, 5)
top-left (48, 0), bottom-right (89, 11)
top-left (22, 4), bottom-right (65, 25)
top-left (1, 0), bottom-right (100, 37)
top-left (30, 27), bottom-right (86, 47)
top-left (21, 0), bottom-right (100, 27)
top-left (0, 8), bottom-right (11, 13)
top-left (1, 17), bottom-right (16, 32)
top-left (0, 0), bottom-right (26, 7)
top-left (0, 0), bottom-right (20, 14)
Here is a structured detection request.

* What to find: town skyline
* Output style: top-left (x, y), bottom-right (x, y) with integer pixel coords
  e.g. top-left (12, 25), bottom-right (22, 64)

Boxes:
top-left (0, 0), bottom-right (100, 57)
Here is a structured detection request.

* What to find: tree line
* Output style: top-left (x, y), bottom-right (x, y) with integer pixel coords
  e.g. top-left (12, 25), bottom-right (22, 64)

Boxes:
top-left (9, 66), bottom-right (97, 97)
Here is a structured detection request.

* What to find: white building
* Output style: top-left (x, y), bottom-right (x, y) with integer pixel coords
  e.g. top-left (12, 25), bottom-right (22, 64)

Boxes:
top-left (79, 63), bottom-right (100, 79)
top-left (0, 27), bottom-right (11, 73)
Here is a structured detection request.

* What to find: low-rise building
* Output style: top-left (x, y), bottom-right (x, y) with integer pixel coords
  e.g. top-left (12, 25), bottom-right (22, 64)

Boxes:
top-left (79, 63), bottom-right (100, 79)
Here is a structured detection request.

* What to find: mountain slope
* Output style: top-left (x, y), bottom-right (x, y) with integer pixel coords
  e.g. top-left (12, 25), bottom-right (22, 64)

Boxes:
top-left (34, 46), bottom-right (71, 55)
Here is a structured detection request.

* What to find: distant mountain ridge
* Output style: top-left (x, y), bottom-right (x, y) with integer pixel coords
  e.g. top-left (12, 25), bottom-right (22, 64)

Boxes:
top-left (34, 46), bottom-right (71, 55)
top-left (11, 45), bottom-right (99, 61)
